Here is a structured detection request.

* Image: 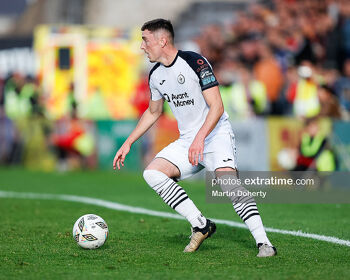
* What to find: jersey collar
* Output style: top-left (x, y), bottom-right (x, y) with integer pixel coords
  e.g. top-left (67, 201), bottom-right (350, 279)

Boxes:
top-left (164, 51), bottom-right (179, 68)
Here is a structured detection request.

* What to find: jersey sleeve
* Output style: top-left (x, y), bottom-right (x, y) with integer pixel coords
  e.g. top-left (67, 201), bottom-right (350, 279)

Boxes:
top-left (179, 51), bottom-right (219, 91)
top-left (149, 77), bottom-right (163, 101)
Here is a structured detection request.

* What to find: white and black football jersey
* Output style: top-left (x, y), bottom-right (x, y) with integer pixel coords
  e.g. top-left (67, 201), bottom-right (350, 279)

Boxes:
top-left (149, 50), bottom-right (229, 141)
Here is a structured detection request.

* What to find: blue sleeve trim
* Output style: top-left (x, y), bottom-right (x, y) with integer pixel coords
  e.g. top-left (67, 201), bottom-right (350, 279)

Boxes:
top-left (178, 50), bottom-right (219, 91)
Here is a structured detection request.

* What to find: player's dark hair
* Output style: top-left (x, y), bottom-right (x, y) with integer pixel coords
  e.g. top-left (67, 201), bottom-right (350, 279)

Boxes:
top-left (141, 19), bottom-right (174, 43)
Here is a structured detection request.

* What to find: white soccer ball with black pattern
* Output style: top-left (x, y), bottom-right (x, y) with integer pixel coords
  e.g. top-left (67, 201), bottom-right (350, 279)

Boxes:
top-left (72, 214), bottom-right (109, 249)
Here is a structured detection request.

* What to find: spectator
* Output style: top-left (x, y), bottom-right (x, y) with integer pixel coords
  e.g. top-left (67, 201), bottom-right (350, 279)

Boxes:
top-left (318, 85), bottom-right (342, 119)
top-left (254, 41), bottom-right (284, 114)
top-left (0, 108), bottom-right (22, 165)
top-left (293, 117), bottom-right (337, 171)
top-left (221, 65), bottom-right (268, 119)
top-left (334, 58), bottom-right (350, 112)
top-left (286, 64), bottom-right (320, 118)
top-left (185, 0), bottom-right (350, 120)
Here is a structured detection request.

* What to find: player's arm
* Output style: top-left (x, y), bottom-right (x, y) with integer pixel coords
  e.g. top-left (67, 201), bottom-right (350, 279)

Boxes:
top-left (113, 98), bottom-right (164, 170)
top-left (188, 86), bottom-right (224, 166)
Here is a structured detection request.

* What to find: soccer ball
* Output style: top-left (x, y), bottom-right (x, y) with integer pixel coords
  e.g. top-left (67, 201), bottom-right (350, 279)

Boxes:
top-left (72, 214), bottom-right (109, 249)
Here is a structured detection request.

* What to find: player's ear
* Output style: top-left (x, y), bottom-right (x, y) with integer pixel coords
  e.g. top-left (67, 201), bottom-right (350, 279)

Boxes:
top-left (160, 37), bottom-right (166, 48)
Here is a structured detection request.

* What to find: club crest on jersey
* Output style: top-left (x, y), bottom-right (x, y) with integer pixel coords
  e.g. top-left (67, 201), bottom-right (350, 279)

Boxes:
top-left (177, 74), bottom-right (185, 84)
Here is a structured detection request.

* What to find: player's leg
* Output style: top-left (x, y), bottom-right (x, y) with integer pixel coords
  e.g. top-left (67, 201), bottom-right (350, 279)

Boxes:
top-left (203, 132), bottom-right (276, 257)
top-left (143, 140), bottom-right (216, 252)
top-left (214, 167), bottom-right (276, 257)
top-left (144, 157), bottom-right (207, 228)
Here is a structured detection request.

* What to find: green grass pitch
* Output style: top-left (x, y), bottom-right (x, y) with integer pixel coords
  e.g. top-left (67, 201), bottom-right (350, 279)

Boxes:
top-left (1, 168), bottom-right (350, 279)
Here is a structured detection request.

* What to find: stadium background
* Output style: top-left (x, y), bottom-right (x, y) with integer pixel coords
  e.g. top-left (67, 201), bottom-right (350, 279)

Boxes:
top-left (1, 1), bottom-right (350, 279)
top-left (1, 0), bottom-right (350, 173)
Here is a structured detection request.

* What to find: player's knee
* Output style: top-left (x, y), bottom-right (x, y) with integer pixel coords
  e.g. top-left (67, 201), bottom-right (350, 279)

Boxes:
top-left (216, 167), bottom-right (236, 172)
top-left (143, 169), bottom-right (168, 188)
top-left (215, 167), bottom-right (237, 174)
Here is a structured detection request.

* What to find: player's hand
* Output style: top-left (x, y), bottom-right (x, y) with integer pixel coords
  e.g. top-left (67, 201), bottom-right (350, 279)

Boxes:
top-left (188, 136), bottom-right (204, 166)
top-left (113, 142), bottom-right (131, 170)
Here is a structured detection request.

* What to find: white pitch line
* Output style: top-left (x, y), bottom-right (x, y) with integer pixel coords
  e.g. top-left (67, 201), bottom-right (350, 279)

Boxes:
top-left (1, 190), bottom-right (350, 247)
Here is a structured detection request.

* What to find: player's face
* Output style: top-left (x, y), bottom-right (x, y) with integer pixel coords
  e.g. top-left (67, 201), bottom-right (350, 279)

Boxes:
top-left (141, 30), bottom-right (162, 63)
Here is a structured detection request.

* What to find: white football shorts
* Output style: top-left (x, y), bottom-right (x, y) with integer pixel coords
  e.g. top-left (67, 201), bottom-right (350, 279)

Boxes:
top-left (155, 131), bottom-right (237, 181)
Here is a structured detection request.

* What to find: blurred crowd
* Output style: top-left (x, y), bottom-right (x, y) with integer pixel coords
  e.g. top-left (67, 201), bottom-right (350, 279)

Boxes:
top-left (0, 74), bottom-right (96, 170)
top-left (1, 0), bottom-right (350, 171)
top-left (188, 0), bottom-right (350, 120)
